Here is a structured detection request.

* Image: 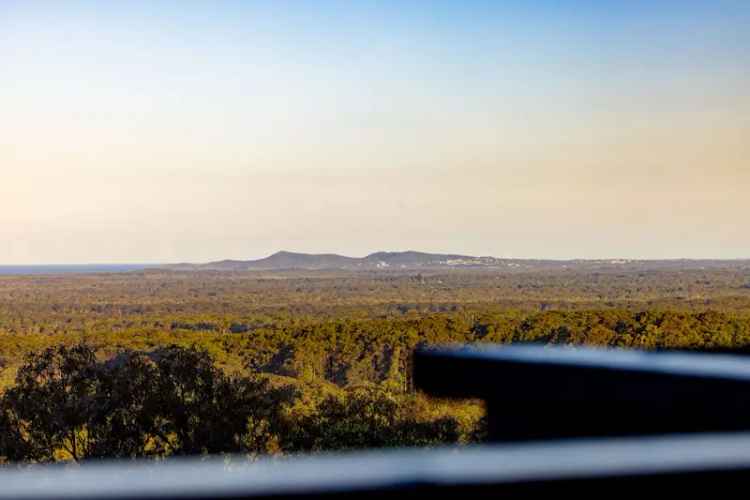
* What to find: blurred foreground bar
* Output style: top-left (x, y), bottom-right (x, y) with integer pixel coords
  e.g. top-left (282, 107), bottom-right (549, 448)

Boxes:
top-left (5, 434), bottom-right (750, 499)
top-left (414, 345), bottom-right (750, 441)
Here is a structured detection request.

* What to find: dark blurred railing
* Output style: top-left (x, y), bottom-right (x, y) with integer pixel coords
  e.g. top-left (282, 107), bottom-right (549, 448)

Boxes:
top-left (5, 345), bottom-right (750, 499)
top-left (414, 345), bottom-right (750, 441)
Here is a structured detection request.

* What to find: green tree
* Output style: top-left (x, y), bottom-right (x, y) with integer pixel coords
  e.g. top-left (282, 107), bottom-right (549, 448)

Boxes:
top-left (0, 344), bottom-right (296, 462)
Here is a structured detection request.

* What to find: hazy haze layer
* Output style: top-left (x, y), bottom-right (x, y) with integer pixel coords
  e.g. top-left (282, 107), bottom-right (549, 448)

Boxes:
top-left (2, 1), bottom-right (748, 263)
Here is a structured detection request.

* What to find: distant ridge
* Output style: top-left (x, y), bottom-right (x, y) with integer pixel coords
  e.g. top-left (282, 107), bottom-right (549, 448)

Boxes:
top-left (162, 252), bottom-right (750, 272)
top-left (241, 251), bottom-right (361, 270)
top-left (164, 250), bottom-right (507, 271)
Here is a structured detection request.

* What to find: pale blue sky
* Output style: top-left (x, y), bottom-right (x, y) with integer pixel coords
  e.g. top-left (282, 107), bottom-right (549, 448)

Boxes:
top-left (1, 1), bottom-right (748, 263)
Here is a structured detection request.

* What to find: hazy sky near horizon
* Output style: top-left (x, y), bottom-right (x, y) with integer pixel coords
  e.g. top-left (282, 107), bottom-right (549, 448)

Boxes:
top-left (2, 1), bottom-right (749, 264)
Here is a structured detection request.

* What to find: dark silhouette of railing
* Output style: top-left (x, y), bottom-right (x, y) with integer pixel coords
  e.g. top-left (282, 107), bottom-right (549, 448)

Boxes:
top-left (414, 345), bottom-right (750, 441)
top-left (5, 345), bottom-right (750, 498)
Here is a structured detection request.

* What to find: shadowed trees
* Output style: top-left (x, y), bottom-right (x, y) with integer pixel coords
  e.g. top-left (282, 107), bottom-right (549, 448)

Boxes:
top-left (0, 344), bottom-right (463, 464)
top-left (143, 346), bottom-right (294, 456)
top-left (0, 345), bottom-right (294, 463)
top-left (2, 344), bottom-right (101, 461)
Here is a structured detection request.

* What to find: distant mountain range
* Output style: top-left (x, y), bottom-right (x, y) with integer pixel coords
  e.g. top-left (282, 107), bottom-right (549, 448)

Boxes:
top-left (162, 251), bottom-right (750, 272)
top-left (165, 250), bottom-right (509, 271)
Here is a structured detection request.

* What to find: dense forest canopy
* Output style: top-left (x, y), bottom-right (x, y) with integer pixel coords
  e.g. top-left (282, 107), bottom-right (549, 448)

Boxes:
top-left (2, 264), bottom-right (750, 463)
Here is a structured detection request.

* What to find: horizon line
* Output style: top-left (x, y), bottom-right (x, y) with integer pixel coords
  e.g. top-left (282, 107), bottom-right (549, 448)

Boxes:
top-left (2, 251), bottom-right (750, 268)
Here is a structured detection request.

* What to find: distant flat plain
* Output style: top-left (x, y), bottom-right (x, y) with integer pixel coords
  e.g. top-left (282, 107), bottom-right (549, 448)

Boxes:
top-left (0, 264), bottom-right (155, 275)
